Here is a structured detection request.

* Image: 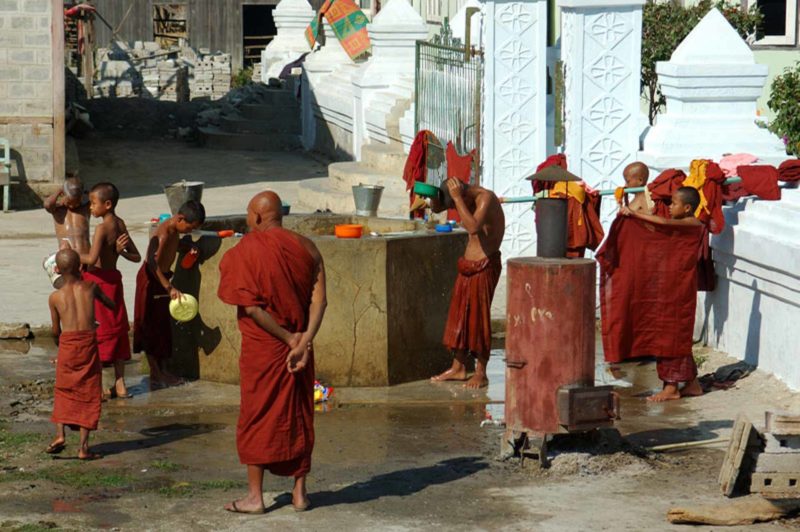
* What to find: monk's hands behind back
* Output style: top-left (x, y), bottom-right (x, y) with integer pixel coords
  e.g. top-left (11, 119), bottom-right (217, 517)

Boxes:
top-left (286, 336), bottom-right (311, 374)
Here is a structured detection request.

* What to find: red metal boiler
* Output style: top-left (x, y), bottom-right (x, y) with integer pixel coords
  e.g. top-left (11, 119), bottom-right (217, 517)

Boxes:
top-left (504, 258), bottom-right (617, 456)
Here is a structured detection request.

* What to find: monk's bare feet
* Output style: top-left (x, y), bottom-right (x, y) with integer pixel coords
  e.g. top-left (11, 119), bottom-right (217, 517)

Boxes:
top-left (647, 383), bottom-right (681, 402)
top-left (292, 477), bottom-right (310, 511)
top-left (681, 378), bottom-right (704, 397)
top-left (45, 438), bottom-right (66, 454)
top-left (431, 367), bottom-right (468, 382)
top-left (464, 373), bottom-right (489, 389)
top-left (224, 495), bottom-right (265, 515)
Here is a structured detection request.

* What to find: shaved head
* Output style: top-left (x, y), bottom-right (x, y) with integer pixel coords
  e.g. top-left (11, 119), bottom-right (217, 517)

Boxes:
top-left (55, 248), bottom-right (80, 276)
top-left (63, 177), bottom-right (83, 199)
top-left (247, 191), bottom-right (283, 232)
top-left (623, 162), bottom-right (649, 185)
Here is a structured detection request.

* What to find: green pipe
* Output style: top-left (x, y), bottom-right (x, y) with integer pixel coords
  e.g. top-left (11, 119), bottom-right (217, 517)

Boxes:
top-left (499, 177), bottom-right (743, 204)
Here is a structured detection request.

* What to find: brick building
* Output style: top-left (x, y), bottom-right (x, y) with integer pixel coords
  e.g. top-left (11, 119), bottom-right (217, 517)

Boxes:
top-left (0, 0), bottom-right (64, 184)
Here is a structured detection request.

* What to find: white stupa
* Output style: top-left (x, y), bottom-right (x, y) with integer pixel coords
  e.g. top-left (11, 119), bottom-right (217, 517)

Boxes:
top-left (639, 8), bottom-right (786, 172)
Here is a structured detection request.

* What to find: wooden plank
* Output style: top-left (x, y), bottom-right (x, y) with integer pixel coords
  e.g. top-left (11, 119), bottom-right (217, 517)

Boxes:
top-left (719, 415), bottom-right (763, 497)
top-left (51, 0), bottom-right (66, 183)
top-left (0, 117), bottom-right (55, 125)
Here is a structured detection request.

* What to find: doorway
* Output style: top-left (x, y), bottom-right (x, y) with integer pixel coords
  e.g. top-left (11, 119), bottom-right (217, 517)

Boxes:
top-left (242, 5), bottom-right (277, 69)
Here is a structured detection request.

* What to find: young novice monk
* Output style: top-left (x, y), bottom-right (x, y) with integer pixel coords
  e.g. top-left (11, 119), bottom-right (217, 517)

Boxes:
top-left (620, 186), bottom-right (704, 402)
top-left (47, 249), bottom-right (115, 460)
top-left (79, 183), bottom-right (141, 400)
top-left (617, 162), bottom-right (654, 215)
top-left (134, 200), bottom-right (205, 388)
top-left (43, 177), bottom-right (91, 288)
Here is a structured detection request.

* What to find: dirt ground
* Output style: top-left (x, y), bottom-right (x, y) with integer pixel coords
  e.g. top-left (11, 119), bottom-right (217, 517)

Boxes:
top-left (1, 340), bottom-right (799, 532)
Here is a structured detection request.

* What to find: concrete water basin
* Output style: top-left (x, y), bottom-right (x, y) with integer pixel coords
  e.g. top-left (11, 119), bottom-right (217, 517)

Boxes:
top-left (168, 213), bottom-right (467, 387)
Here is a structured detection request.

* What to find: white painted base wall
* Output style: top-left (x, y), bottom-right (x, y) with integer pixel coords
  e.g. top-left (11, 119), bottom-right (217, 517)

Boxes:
top-left (695, 189), bottom-right (800, 390)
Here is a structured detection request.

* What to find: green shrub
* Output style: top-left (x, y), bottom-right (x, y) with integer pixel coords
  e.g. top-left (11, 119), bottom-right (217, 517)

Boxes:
top-left (642, 0), bottom-right (763, 125)
top-left (767, 62), bottom-right (800, 156)
top-left (232, 67), bottom-right (254, 89)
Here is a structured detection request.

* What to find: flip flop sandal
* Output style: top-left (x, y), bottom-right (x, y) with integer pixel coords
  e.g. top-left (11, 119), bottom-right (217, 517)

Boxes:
top-left (225, 501), bottom-right (265, 515)
top-left (45, 442), bottom-right (66, 454)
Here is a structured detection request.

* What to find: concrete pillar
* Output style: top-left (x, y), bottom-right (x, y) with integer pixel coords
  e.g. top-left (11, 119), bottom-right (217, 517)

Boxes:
top-left (261, 0), bottom-right (315, 82)
top-left (558, 0), bottom-right (645, 228)
top-left (639, 8), bottom-right (786, 172)
top-left (483, 0), bottom-right (548, 315)
top-left (352, 0), bottom-right (427, 157)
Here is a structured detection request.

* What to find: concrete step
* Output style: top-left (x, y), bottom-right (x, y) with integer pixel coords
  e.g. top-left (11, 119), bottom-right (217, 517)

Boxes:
top-left (238, 103), bottom-right (299, 122)
top-left (219, 115), bottom-right (301, 135)
top-left (360, 143), bottom-right (407, 174)
top-left (295, 177), bottom-right (409, 218)
top-left (328, 162), bottom-right (406, 196)
top-left (197, 126), bottom-right (301, 151)
top-left (238, 89), bottom-right (297, 107)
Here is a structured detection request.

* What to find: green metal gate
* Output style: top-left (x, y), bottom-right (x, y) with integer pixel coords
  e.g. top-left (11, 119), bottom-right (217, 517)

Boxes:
top-left (414, 22), bottom-right (484, 185)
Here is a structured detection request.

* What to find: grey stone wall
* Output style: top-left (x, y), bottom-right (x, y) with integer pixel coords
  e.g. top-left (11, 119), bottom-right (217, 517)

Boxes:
top-left (0, 0), bottom-right (55, 182)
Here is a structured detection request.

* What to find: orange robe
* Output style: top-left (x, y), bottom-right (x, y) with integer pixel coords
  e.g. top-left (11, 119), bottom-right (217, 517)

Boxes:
top-left (217, 228), bottom-right (316, 475)
top-left (52, 330), bottom-right (102, 430)
top-left (442, 252), bottom-right (502, 356)
top-left (83, 269), bottom-right (131, 364)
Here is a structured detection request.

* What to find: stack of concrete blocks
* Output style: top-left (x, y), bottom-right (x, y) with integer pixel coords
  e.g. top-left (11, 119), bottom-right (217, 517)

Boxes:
top-left (193, 53), bottom-right (232, 100)
top-left (156, 60), bottom-right (189, 102)
top-left (751, 412), bottom-right (800, 498)
top-left (251, 62), bottom-right (263, 83)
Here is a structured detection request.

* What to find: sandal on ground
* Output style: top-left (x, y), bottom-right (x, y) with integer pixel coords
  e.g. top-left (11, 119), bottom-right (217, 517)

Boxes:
top-left (225, 501), bottom-right (265, 515)
top-left (45, 441), bottom-right (66, 454)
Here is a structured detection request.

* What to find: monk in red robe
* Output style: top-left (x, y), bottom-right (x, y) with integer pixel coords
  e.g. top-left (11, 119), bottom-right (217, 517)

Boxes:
top-left (606, 187), bottom-right (705, 402)
top-left (430, 178), bottom-right (505, 389)
top-left (47, 249), bottom-right (115, 460)
top-left (79, 183), bottom-right (141, 399)
top-left (218, 191), bottom-right (327, 515)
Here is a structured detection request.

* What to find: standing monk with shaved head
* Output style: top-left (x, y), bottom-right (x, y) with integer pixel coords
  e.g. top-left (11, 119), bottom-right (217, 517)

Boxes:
top-left (618, 162), bottom-right (654, 214)
top-left (218, 191), bottom-right (326, 515)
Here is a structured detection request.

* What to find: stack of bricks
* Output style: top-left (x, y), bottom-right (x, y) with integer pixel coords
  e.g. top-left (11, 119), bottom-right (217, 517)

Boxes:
top-left (94, 42), bottom-right (230, 101)
top-left (251, 62), bottom-right (263, 84)
top-left (751, 411), bottom-right (800, 498)
top-left (0, 0), bottom-right (56, 182)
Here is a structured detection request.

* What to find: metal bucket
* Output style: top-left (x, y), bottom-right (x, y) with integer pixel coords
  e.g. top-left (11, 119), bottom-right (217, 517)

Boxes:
top-left (164, 180), bottom-right (204, 215)
top-left (352, 184), bottom-right (384, 217)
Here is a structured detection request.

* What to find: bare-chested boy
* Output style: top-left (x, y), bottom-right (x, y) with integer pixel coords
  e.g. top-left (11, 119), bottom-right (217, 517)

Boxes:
top-left (43, 177), bottom-right (90, 288)
top-left (618, 162), bottom-right (654, 215)
top-left (79, 182), bottom-right (141, 400)
top-left (430, 178), bottom-right (505, 389)
top-left (620, 186), bottom-right (704, 402)
top-left (46, 249), bottom-right (115, 460)
top-left (133, 200), bottom-right (205, 388)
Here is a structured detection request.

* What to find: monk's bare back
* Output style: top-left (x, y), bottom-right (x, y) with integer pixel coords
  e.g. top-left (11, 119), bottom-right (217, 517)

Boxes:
top-left (50, 279), bottom-right (98, 333)
top-left (93, 215), bottom-right (131, 270)
top-left (50, 203), bottom-right (91, 255)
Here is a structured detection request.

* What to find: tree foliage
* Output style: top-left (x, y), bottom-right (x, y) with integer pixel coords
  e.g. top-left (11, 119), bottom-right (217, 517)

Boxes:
top-left (768, 62), bottom-right (800, 156)
top-left (642, 0), bottom-right (763, 125)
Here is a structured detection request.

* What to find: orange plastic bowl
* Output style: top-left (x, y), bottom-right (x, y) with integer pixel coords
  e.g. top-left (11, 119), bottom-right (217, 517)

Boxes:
top-left (335, 224), bottom-right (363, 239)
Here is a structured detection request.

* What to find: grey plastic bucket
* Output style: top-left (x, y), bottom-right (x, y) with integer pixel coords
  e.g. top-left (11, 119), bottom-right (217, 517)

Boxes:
top-left (352, 184), bottom-right (384, 217)
top-left (164, 180), bottom-right (204, 215)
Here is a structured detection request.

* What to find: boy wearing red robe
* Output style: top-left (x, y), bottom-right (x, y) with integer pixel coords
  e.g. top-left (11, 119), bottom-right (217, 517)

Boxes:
top-left (78, 183), bottom-right (141, 400)
top-left (616, 187), bottom-right (705, 402)
top-left (430, 178), bottom-right (505, 389)
top-left (218, 191), bottom-right (327, 515)
top-left (46, 249), bottom-right (115, 460)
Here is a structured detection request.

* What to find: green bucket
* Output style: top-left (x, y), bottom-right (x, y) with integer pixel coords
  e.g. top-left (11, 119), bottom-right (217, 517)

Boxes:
top-left (414, 181), bottom-right (440, 198)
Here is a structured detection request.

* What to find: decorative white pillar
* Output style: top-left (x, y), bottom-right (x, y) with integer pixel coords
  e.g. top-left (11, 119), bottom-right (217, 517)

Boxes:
top-left (483, 0), bottom-right (548, 316)
top-left (484, 0), bottom-right (548, 255)
top-left (352, 0), bottom-right (427, 158)
top-left (559, 0), bottom-right (645, 228)
top-left (261, 0), bottom-right (315, 82)
top-left (639, 8), bottom-right (786, 172)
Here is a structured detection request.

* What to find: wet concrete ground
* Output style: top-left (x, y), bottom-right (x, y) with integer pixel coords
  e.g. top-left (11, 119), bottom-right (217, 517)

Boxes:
top-left (1, 338), bottom-right (799, 531)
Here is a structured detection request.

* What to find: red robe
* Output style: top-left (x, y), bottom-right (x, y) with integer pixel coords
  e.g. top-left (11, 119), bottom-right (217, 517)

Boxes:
top-left (442, 252), bottom-right (502, 356)
top-left (218, 228), bottom-right (316, 475)
top-left (83, 269), bottom-right (131, 364)
top-left (52, 330), bottom-right (102, 430)
top-left (133, 264), bottom-right (172, 359)
top-left (445, 141), bottom-right (475, 222)
top-left (403, 130), bottom-right (431, 218)
top-left (778, 159), bottom-right (800, 182)
top-left (597, 218), bottom-right (703, 383)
